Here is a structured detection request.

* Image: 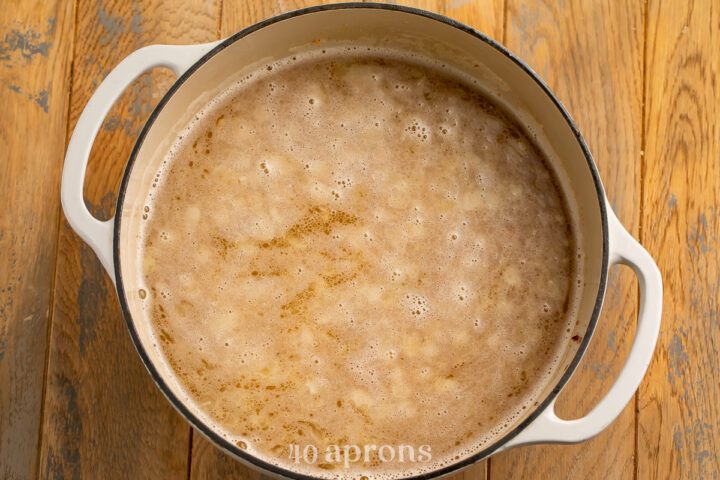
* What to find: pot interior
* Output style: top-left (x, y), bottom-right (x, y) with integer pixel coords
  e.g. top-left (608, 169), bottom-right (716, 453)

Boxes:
top-left (116, 4), bottom-right (607, 474)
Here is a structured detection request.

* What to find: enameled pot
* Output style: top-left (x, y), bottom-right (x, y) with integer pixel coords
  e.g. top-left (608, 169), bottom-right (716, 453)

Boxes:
top-left (61, 4), bottom-right (662, 479)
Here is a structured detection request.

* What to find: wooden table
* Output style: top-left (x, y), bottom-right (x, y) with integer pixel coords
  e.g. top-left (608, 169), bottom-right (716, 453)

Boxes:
top-left (1, 0), bottom-right (717, 478)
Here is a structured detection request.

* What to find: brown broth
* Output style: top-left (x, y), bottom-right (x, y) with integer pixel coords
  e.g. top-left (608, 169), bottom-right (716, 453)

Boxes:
top-left (138, 46), bottom-right (580, 479)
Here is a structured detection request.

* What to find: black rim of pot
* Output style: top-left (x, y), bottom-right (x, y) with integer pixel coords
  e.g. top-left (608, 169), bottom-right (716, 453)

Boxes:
top-left (113, 4), bottom-right (610, 479)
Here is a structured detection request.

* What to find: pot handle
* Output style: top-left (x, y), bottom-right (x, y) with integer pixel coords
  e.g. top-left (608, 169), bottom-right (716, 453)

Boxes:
top-left (60, 41), bottom-right (222, 282)
top-left (500, 203), bottom-right (662, 449)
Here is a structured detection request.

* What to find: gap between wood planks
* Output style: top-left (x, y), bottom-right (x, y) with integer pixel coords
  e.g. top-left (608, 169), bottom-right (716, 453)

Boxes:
top-left (635, 1), bottom-right (650, 479)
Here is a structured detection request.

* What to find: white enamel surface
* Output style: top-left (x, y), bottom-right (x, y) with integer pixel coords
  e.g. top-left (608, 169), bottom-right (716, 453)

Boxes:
top-left (500, 203), bottom-right (662, 449)
top-left (60, 41), bottom-right (220, 281)
top-left (60, 6), bottom-right (663, 473)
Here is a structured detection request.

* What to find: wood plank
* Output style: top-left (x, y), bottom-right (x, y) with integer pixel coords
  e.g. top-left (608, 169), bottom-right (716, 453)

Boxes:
top-left (189, 1), bottom-right (502, 478)
top-left (0, 1), bottom-right (74, 478)
top-left (638, 0), bottom-right (720, 477)
top-left (38, 0), bottom-right (218, 478)
top-left (491, 1), bottom-right (644, 478)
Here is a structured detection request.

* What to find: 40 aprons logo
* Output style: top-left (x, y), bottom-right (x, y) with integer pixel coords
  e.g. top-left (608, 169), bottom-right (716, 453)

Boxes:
top-left (289, 444), bottom-right (432, 469)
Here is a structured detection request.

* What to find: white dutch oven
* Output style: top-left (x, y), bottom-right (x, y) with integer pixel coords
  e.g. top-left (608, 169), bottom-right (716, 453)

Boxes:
top-left (60, 4), bottom-right (662, 479)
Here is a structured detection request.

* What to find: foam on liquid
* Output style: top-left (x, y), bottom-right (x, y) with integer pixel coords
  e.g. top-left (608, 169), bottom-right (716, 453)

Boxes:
top-left (138, 46), bottom-right (581, 479)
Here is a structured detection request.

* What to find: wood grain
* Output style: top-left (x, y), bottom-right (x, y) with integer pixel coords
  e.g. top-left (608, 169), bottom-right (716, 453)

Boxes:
top-left (638, 0), bottom-right (720, 478)
top-left (38, 0), bottom-right (217, 478)
top-left (490, 1), bottom-right (644, 478)
top-left (0, 1), bottom-right (74, 478)
top-left (0, 0), bottom-right (715, 478)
